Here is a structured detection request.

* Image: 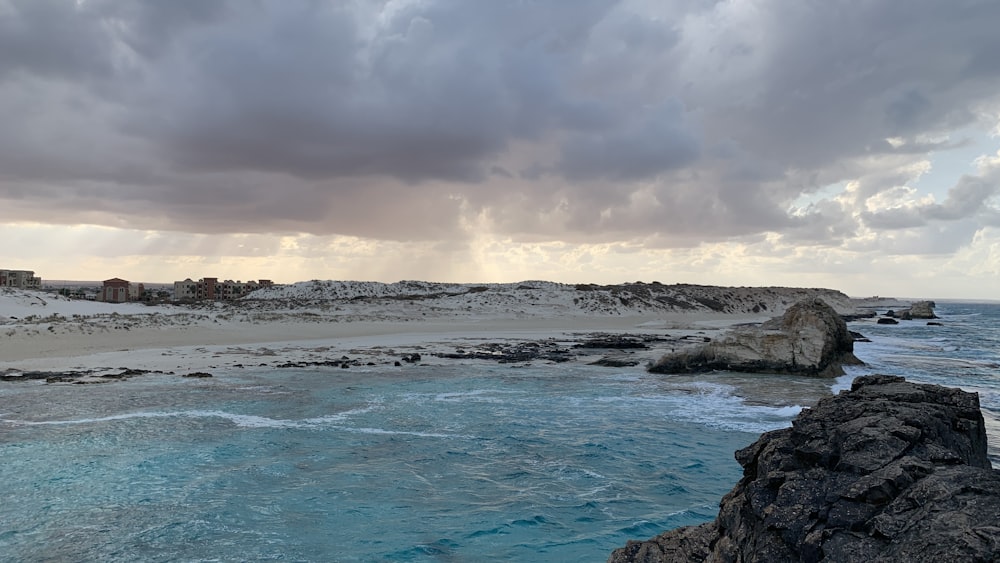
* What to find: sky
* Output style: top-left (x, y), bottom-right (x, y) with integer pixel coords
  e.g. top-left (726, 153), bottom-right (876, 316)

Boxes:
top-left (1, 0), bottom-right (999, 299)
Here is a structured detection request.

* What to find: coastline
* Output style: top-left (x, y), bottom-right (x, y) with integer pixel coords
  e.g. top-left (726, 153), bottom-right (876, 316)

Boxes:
top-left (1, 312), bottom-right (765, 375)
top-left (1, 281), bottom-right (861, 375)
top-left (5, 288), bottom-right (999, 561)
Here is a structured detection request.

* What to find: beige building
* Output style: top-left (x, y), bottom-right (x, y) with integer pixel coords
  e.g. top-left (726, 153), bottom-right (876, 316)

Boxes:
top-left (0, 269), bottom-right (42, 289)
top-left (173, 277), bottom-right (273, 301)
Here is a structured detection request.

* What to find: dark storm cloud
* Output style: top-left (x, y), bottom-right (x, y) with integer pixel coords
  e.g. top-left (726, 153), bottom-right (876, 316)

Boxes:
top-left (0, 0), bottom-right (999, 249)
top-left (122, 0), bottom-right (634, 183)
top-left (0, 0), bottom-right (114, 79)
top-left (559, 100), bottom-right (701, 181)
top-left (92, 0), bottom-right (233, 59)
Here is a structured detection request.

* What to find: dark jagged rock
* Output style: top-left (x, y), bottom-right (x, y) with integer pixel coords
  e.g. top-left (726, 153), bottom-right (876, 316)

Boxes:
top-left (1, 370), bottom-right (54, 381)
top-left (877, 317), bottom-right (899, 324)
top-left (434, 340), bottom-right (574, 364)
top-left (849, 331), bottom-right (871, 342)
top-left (681, 335), bottom-right (712, 343)
top-left (649, 299), bottom-right (861, 377)
top-left (276, 358), bottom-right (366, 369)
top-left (182, 371), bottom-right (213, 378)
top-left (100, 372), bottom-right (128, 379)
top-left (117, 368), bottom-right (150, 377)
top-left (589, 356), bottom-right (641, 367)
top-left (840, 311), bottom-right (876, 321)
top-left (46, 373), bottom-right (81, 383)
top-left (609, 376), bottom-right (1000, 563)
top-left (2, 368), bottom-right (152, 383)
top-left (575, 336), bottom-right (650, 349)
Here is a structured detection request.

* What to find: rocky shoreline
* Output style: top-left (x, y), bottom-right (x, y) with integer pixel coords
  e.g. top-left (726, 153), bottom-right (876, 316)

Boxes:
top-left (0, 331), bottom-right (705, 384)
top-left (0, 297), bottom-right (877, 385)
top-left (609, 375), bottom-right (1000, 562)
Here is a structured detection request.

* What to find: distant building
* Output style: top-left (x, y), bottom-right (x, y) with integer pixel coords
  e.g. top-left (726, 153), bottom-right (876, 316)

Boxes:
top-left (173, 278), bottom-right (273, 301)
top-left (0, 269), bottom-right (42, 289)
top-left (101, 278), bottom-right (131, 303)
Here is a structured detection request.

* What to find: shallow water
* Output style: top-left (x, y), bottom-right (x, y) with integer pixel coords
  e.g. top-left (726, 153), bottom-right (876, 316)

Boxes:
top-left (1, 301), bottom-right (997, 561)
top-left (1, 364), bottom-right (773, 562)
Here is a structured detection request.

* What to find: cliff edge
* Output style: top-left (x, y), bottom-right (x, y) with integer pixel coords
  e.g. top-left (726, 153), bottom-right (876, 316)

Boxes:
top-left (609, 375), bottom-right (1000, 562)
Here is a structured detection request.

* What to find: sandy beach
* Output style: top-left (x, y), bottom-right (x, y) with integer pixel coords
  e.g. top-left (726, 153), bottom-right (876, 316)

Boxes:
top-left (1, 311), bottom-right (760, 377)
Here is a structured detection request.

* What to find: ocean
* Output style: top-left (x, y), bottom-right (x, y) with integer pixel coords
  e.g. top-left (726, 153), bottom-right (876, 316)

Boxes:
top-left (1, 302), bottom-right (997, 562)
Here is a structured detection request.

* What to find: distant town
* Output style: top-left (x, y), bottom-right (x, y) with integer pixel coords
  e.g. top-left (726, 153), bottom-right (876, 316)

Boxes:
top-left (1, 268), bottom-right (274, 303)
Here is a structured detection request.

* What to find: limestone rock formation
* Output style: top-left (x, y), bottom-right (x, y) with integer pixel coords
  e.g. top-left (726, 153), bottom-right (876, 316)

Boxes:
top-left (649, 298), bottom-right (861, 377)
top-left (608, 375), bottom-right (1000, 563)
top-left (902, 300), bottom-right (937, 319)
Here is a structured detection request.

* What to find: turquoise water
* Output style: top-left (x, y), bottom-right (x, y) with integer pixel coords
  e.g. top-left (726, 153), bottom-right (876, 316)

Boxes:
top-left (0, 364), bottom-right (783, 562)
top-left (1, 302), bottom-right (997, 561)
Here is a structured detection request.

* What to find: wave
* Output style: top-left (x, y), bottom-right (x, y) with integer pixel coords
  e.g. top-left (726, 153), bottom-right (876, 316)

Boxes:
top-left (2, 406), bottom-right (475, 440)
top-left (3, 410), bottom-right (310, 428)
top-left (596, 382), bottom-right (802, 434)
top-left (398, 388), bottom-right (520, 404)
top-left (831, 373), bottom-right (855, 394)
top-left (300, 403), bottom-right (382, 424)
top-left (343, 426), bottom-right (475, 439)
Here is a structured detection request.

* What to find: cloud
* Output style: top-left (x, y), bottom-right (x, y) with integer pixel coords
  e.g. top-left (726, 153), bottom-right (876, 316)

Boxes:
top-left (0, 0), bottom-right (115, 80)
top-left (0, 0), bottom-right (999, 264)
top-left (559, 100), bottom-right (701, 181)
top-left (860, 152), bottom-right (1000, 232)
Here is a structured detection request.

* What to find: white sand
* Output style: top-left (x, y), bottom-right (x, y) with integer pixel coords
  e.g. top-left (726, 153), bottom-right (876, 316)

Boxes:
top-left (1, 305), bottom-right (759, 377)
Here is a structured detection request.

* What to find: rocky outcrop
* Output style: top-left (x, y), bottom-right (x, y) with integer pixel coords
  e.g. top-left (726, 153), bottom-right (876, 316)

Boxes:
top-left (649, 299), bottom-right (861, 377)
top-left (886, 301), bottom-right (938, 320)
top-left (609, 375), bottom-right (1000, 563)
top-left (902, 300), bottom-right (937, 319)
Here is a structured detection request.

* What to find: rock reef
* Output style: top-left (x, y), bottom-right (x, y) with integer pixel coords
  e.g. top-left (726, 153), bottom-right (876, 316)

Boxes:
top-left (649, 299), bottom-right (861, 377)
top-left (609, 375), bottom-right (1000, 563)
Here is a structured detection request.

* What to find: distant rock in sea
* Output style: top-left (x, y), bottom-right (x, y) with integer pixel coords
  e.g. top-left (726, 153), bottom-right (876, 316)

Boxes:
top-left (648, 298), bottom-right (861, 377)
top-left (608, 375), bottom-right (1000, 563)
top-left (902, 300), bottom-right (938, 319)
top-left (881, 301), bottom-right (937, 322)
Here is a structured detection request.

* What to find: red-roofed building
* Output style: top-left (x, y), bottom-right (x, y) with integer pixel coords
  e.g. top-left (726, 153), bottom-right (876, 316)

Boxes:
top-left (101, 278), bottom-right (130, 303)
